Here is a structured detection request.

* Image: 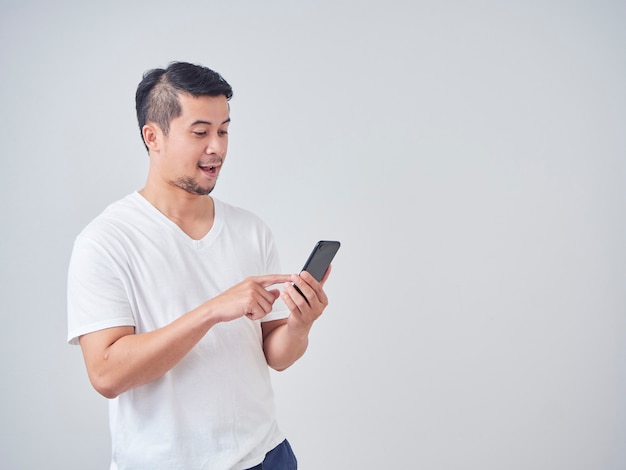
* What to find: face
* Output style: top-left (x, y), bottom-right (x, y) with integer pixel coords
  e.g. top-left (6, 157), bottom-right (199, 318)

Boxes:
top-left (148, 93), bottom-right (230, 196)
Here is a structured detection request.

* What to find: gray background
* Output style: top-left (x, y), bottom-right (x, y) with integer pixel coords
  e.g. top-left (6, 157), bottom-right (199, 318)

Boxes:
top-left (1, 0), bottom-right (625, 469)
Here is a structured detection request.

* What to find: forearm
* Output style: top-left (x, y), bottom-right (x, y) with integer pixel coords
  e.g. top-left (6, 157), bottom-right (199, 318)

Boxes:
top-left (263, 322), bottom-right (310, 371)
top-left (81, 274), bottom-right (289, 398)
top-left (82, 303), bottom-right (218, 398)
top-left (263, 271), bottom-right (332, 370)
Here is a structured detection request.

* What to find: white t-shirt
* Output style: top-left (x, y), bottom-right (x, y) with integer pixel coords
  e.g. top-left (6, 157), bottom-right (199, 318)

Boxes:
top-left (67, 192), bottom-right (290, 470)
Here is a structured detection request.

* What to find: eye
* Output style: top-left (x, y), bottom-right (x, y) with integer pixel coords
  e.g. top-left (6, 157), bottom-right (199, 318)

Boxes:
top-left (218, 129), bottom-right (229, 136)
top-left (193, 131), bottom-right (207, 136)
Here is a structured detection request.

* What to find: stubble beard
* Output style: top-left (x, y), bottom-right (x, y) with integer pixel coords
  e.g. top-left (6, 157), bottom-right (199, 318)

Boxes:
top-left (171, 176), bottom-right (217, 196)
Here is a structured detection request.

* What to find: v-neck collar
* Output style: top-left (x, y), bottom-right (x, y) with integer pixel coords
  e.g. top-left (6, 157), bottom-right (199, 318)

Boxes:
top-left (132, 191), bottom-right (223, 249)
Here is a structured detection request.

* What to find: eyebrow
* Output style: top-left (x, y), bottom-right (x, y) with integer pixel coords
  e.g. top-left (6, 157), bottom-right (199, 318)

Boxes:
top-left (190, 118), bottom-right (231, 126)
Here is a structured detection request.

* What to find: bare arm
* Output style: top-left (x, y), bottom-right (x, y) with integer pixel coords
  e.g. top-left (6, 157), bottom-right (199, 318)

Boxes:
top-left (79, 274), bottom-right (291, 398)
top-left (262, 268), bottom-right (331, 371)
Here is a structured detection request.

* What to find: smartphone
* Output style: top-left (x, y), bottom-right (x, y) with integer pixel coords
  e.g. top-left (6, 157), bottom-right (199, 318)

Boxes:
top-left (293, 240), bottom-right (341, 301)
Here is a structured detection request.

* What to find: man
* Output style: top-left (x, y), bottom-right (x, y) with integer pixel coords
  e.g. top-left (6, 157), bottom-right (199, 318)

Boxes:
top-left (67, 61), bottom-right (331, 469)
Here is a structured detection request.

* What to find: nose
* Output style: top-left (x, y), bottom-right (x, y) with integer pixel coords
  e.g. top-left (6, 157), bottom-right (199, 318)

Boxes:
top-left (205, 133), bottom-right (227, 156)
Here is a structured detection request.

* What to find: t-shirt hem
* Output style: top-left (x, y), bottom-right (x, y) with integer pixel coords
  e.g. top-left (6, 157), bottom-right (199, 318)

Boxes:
top-left (261, 311), bottom-right (290, 322)
top-left (236, 433), bottom-right (287, 470)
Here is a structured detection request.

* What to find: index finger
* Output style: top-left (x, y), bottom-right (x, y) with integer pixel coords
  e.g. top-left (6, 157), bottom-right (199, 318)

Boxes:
top-left (251, 274), bottom-right (293, 288)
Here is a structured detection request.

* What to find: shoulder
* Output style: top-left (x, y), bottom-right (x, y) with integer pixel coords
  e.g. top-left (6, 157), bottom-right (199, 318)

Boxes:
top-left (75, 192), bottom-right (148, 247)
top-left (212, 198), bottom-right (277, 253)
top-left (213, 198), bottom-right (269, 230)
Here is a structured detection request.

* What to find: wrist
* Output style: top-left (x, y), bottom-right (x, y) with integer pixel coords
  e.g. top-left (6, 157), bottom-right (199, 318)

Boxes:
top-left (197, 300), bottom-right (224, 328)
top-left (286, 318), bottom-right (311, 341)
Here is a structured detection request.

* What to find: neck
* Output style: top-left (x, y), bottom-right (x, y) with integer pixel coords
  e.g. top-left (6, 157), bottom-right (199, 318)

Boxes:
top-left (139, 181), bottom-right (215, 239)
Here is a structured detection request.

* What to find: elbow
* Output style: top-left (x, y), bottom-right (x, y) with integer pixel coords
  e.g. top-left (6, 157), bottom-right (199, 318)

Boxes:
top-left (96, 386), bottom-right (121, 400)
top-left (266, 356), bottom-right (299, 372)
top-left (88, 371), bottom-right (125, 399)
top-left (264, 343), bottom-right (308, 372)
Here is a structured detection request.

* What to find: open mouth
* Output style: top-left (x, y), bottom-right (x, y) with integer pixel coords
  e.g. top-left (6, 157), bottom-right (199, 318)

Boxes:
top-left (198, 161), bottom-right (221, 176)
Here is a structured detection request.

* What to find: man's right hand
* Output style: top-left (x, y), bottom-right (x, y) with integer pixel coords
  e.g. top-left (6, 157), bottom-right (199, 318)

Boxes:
top-left (209, 274), bottom-right (292, 322)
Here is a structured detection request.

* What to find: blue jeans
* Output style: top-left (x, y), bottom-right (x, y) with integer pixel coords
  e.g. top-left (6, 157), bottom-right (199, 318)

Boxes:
top-left (246, 439), bottom-right (297, 469)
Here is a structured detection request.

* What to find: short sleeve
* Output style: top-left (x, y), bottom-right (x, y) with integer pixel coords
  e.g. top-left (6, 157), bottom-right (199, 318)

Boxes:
top-left (260, 231), bottom-right (290, 323)
top-left (67, 236), bottom-right (136, 345)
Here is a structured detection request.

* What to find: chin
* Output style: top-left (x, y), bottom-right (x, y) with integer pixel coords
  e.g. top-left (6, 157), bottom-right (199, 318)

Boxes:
top-left (173, 176), bottom-right (217, 196)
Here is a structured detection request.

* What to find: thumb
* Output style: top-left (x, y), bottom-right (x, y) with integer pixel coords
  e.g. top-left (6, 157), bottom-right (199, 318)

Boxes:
top-left (267, 288), bottom-right (281, 300)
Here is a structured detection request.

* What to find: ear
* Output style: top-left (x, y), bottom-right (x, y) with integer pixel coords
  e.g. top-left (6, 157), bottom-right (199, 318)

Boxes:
top-left (142, 123), bottom-right (161, 152)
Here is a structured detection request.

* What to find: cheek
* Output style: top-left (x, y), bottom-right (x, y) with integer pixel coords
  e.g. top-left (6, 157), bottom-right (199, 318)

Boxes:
top-left (168, 139), bottom-right (202, 160)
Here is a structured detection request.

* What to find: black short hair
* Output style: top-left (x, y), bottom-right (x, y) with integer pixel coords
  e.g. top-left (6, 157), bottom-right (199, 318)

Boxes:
top-left (135, 61), bottom-right (233, 150)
